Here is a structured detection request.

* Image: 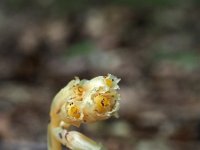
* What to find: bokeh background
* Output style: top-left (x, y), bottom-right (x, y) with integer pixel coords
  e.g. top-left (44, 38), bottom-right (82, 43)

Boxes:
top-left (0, 0), bottom-right (200, 149)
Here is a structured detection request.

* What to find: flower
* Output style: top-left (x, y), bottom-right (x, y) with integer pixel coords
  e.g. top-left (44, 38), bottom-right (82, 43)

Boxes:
top-left (55, 74), bottom-right (120, 127)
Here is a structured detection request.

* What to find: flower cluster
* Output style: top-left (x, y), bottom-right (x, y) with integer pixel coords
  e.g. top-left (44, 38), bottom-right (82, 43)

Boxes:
top-left (57, 74), bottom-right (120, 126)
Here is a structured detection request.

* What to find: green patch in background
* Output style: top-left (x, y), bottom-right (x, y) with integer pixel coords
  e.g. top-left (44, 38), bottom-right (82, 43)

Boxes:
top-left (66, 41), bottom-right (94, 58)
top-left (152, 50), bottom-right (200, 70)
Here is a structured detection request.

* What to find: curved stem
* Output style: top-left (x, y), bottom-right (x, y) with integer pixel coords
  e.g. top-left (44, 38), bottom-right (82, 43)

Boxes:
top-left (52, 126), bottom-right (105, 150)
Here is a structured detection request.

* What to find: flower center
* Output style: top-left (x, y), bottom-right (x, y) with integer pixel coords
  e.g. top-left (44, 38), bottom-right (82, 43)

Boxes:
top-left (94, 95), bottom-right (111, 113)
top-left (105, 79), bottom-right (112, 87)
top-left (73, 85), bottom-right (84, 100)
top-left (67, 104), bottom-right (81, 119)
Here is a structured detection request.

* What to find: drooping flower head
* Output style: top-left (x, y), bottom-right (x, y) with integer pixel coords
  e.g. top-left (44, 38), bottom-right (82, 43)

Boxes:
top-left (56, 74), bottom-right (120, 126)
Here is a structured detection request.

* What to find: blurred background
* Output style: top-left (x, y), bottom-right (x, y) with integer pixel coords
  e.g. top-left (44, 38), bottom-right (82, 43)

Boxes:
top-left (0, 0), bottom-right (200, 149)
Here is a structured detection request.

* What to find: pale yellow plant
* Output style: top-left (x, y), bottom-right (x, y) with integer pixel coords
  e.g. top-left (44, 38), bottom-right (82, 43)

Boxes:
top-left (48, 74), bottom-right (121, 150)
